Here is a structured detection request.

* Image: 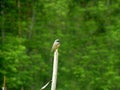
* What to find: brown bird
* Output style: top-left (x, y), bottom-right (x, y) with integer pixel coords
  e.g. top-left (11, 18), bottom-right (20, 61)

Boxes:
top-left (51, 39), bottom-right (60, 52)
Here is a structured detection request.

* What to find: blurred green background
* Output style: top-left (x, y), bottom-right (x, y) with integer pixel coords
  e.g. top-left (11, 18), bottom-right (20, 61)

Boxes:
top-left (0, 0), bottom-right (120, 90)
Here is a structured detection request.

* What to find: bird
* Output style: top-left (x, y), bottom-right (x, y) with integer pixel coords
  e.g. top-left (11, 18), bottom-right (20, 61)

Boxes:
top-left (51, 39), bottom-right (60, 52)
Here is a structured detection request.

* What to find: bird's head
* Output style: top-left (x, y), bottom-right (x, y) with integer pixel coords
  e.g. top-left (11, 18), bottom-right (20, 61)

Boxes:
top-left (55, 39), bottom-right (60, 42)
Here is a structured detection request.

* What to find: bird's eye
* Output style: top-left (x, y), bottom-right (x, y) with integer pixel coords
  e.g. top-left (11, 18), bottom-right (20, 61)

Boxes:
top-left (57, 40), bottom-right (59, 42)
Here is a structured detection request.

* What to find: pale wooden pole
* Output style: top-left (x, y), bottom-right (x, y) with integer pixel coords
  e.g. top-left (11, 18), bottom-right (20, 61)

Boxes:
top-left (2, 76), bottom-right (6, 90)
top-left (51, 49), bottom-right (59, 90)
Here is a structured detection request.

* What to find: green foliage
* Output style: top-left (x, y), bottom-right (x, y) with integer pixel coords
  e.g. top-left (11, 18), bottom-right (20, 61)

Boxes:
top-left (0, 0), bottom-right (120, 90)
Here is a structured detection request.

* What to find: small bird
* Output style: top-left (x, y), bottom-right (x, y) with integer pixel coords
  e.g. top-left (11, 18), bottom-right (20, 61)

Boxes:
top-left (51, 39), bottom-right (60, 52)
